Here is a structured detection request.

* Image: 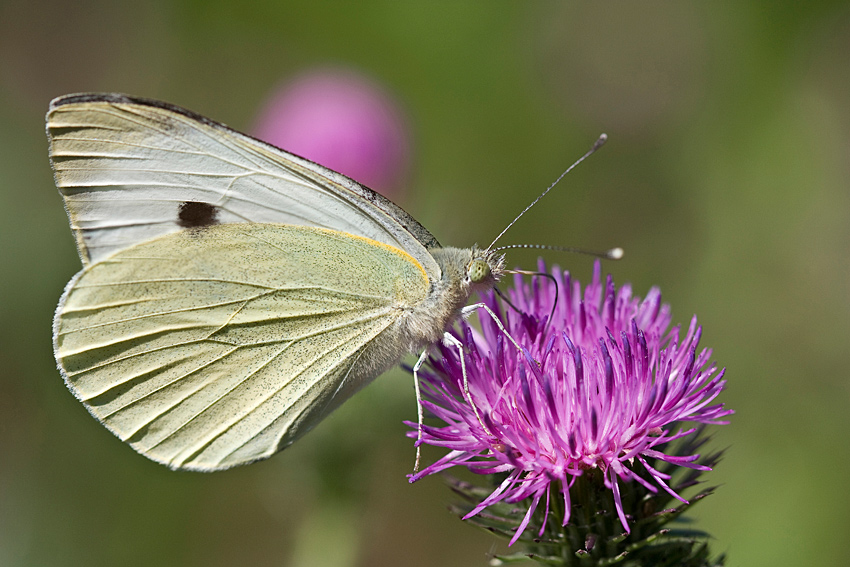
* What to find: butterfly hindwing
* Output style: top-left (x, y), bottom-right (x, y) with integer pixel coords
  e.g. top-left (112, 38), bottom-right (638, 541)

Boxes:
top-left (54, 224), bottom-right (430, 470)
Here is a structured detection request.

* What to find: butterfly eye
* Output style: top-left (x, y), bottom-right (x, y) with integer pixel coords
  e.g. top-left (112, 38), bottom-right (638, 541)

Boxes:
top-left (467, 258), bottom-right (491, 283)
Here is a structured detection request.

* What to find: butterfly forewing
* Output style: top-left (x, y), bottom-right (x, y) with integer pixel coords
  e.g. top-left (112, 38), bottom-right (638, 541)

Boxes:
top-left (47, 94), bottom-right (440, 281)
top-left (54, 224), bottom-right (430, 470)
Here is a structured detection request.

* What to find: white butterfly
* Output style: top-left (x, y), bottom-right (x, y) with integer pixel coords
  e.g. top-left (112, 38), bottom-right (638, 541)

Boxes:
top-left (48, 93), bottom-right (507, 471)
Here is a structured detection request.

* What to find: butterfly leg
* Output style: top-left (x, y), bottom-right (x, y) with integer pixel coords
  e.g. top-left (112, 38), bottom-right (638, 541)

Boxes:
top-left (411, 347), bottom-right (430, 472)
top-left (412, 304), bottom-right (526, 471)
top-left (442, 331), bottom-right (493, 438)
top-left (460, 302), bottom-right (527, 358)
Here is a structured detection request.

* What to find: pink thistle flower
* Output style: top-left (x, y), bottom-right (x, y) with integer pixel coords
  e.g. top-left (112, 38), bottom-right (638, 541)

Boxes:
top-left (408, 261), bottom-right (732, 546)
top-left (252, 68), bottom-right (410, 197)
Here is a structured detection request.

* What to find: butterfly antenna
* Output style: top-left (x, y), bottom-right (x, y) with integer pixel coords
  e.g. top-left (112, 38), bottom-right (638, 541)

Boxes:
top-left (485, 133), bottom-right (608, 253)
top-left (497, 243), bottom-right (623, 260)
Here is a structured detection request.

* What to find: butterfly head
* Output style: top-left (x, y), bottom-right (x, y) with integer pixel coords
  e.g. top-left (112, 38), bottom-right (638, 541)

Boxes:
top-left (466, 247), bottom-right (504, 290)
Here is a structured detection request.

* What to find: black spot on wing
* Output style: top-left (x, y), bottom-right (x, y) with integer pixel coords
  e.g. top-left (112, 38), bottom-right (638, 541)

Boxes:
top-left (178, 201), bottom-right (219, 228)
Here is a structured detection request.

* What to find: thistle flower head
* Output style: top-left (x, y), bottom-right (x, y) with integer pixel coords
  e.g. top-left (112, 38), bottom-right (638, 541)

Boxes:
top-left (408, 261), bottom-right (732, 546)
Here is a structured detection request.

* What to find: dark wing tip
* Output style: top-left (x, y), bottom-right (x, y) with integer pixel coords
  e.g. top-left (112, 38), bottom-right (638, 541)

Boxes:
top-left (50, 93), bottom-right (137, 111)
top-left (47, 93), bottom-right (221, 129)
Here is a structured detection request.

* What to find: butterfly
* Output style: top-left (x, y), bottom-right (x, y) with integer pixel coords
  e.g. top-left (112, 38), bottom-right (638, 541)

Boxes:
top-left (48, 93), bottom-right (510, 471)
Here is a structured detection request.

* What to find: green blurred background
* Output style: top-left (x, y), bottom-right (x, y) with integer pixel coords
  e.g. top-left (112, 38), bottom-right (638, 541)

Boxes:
top-left (2, 1), bottom-right (849, 565)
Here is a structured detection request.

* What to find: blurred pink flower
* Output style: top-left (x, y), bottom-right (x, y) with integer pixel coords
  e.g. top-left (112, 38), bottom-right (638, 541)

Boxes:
top-left (252, 69), bottom-right (411, 197)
